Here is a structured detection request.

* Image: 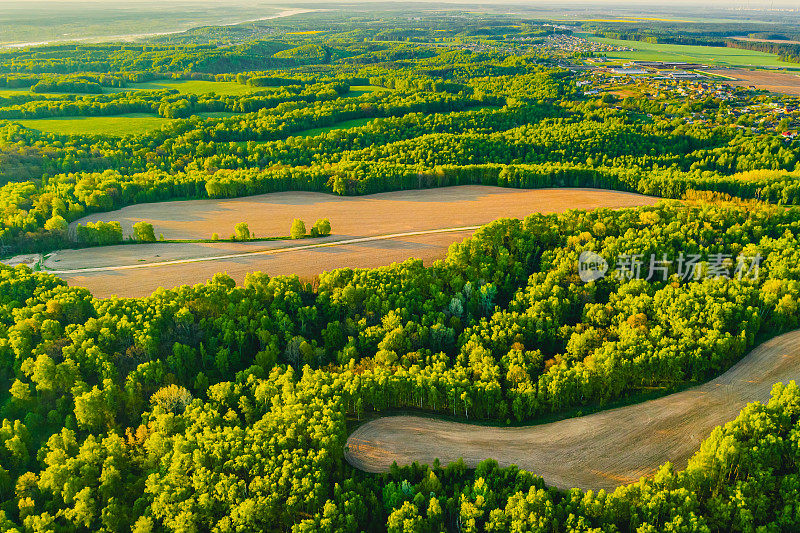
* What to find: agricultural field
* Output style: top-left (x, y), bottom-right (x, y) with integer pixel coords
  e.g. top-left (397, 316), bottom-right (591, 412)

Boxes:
top-left (708, 68), bottom-right (800, 96)
top-left (13, 110), bottom-right (246, 136)
top-left (16, 113), bottom-right (168, 136)
top-left (50, 230), bottom-right (475, 298)
top-left (0, 85), bottom-right (120, 96)
top-left (731, 36), bottom-right (800, 45)
top-left (347, 329), bottom-right (800, 491)
top-left (58, 186), bottom-right (658, 296)
top-left (108, 79), bottom-right (267, 96)
top-left (104, 81), bottom-right (385, 97)
top-left (70, 185), bottom-right (654, 240)
top-left (0, 87), bottom-right (40, 96)
top-left (0, 79), bottom-right (270, 96)
top-left (585, 34), bottom-right (791, 67)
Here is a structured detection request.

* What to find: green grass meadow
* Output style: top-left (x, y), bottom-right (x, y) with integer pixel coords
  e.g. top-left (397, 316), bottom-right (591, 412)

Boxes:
top-left (16, 113), bottom-right (167, 136)
top-left (292, 118), bottom-right (376, 137)
top-left (108, 79), bottom-right (264, 96)
top-left (12, 109), bottom-right (246, 137)
top-left (1, 79), bottom-right (263, 97)
top-left (1, 81), bottom-right (388, 101)
top-left (584, 34), bottom-right (791, 68)
top-left (0, 87), bottom-right (39, 96)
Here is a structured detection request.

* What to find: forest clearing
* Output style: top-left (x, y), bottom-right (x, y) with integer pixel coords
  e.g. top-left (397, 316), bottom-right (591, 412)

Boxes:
top-left (55, 186), bottom-right (657, 296)
top-left (70, 185), bottom-right (657, 240)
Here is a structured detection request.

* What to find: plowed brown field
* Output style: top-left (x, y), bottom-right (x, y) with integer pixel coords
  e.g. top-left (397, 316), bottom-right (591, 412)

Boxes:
top-left (346, 330), bottom-right (800, 491)
top-left (56, 186), bottom-right (658, 298)
top-left (707, 68), bottom-right (800, 96)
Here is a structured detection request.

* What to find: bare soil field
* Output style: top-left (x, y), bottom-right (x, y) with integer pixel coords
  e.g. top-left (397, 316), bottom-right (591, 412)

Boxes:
top-left (707, 68), bottom-right (800, 96)
top-left (57, 187), bottom-right (657, 298)
top-left (346, 330), bottom-right (800, 492)
top-left (2, 254), bottom-right (41, 269)
top-left (55, 230), bottom-right (475, 298)
top-left (70, 186), bottom-right (655, 240)
top-left (731, 36), bottom-right (800, 46)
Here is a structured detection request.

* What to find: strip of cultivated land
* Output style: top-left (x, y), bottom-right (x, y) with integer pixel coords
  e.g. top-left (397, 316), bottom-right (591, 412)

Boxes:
top-left (55, 186), bottom-right (658, 297)
top-left (69, 186), bottom-right (656, 241)
top-left (346, 330), bottom-right (800, 492)
top-left (706, 68), bottom-right (800, 96)
top-left (50, 230), bottom-right (477, 298)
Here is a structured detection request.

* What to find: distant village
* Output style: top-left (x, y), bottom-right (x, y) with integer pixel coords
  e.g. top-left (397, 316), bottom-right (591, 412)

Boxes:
top-left (559, 64), bottom-right (799, 141)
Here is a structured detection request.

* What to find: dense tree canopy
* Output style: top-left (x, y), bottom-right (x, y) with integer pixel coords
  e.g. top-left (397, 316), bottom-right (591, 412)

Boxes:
top-left (0, 200), bottom-right (798, 530)
top-left (0, 13), bottom-right (799, 531)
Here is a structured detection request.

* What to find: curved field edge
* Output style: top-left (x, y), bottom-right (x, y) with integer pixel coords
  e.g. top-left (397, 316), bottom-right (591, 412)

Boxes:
top-left (345, 329), bottom-right (800, 492)
top-left (46, 187), bottom-right (658, 298)
top-left (66, 186), bottom-right (658, 242)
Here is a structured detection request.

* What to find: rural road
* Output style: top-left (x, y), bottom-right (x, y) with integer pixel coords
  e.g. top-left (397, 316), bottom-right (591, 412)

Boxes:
top-left (346, 330), bottom-right (800, 491)
top-left (45, 226), bottom-right (481, 274)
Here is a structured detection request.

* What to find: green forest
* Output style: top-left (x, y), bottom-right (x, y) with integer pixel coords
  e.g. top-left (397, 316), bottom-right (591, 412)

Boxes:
top-left (0, 7), bottom-right (799, 532)
top-left (3, 200), bottom-right (800, 531)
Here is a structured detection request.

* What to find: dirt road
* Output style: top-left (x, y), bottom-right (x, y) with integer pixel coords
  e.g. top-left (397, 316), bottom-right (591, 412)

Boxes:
top-left (346, 330), bottom-right (800, 491)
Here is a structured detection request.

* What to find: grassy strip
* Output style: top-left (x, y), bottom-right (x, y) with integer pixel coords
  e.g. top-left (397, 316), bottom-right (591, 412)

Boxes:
top-left (290, 117), bottom-right (375, 137)
top-left (17, 114), bottom-right (168, 136)
top-left (106, 79), bottom-right (264, 96)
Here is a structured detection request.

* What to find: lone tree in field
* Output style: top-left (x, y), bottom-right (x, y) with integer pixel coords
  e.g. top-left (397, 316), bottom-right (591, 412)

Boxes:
top-left (313, 218), bottom-right (331, 236)
top-left (290, 219), bottom-right (306, 239)
top-left (234, 222), bottom-right (250, 241)
top-left (133, 221), bottom-right (156, 242)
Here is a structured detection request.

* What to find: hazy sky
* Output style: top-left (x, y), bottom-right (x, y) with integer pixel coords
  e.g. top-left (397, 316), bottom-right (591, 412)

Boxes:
top-left (4, 0), bottom-right (797, 48)
top-left (18, 0), bottom-right (800, 4)
top-left (4, 0), bottom-right (796, 12)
